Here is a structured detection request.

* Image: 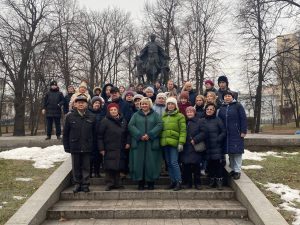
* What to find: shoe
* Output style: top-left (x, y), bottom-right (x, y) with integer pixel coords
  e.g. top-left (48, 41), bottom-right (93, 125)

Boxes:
top-left (233, 172), bottom-right (241, 180)
top-left (216, 178), bottom-right (223, 190)
top-left (57, 136), bottom-right (62, 140)
top-left (183, 184), bottom-right (192, 189)
top-left (73, 184), bottom-right (81, 193)
top-left (208, 178), bottom-right (216, 188)
top-left (165, 182), bottom-right (176, 190)
top-left (45, 136), bottom-right (51, 140)
top-left (173, 182), bottom-right (182, 191)
top-left (195, 185), bottom-right (202, 190)
top-left (229, 171), bottom-right (235, 177)
top-left (105, 185), bottom-right (113, 191)
top-left (82, 186), bottom-right (90, 192)
top-left (147, 182), bottom-right (154, 190)
top-left (138, 181), bottom-right (145, 190)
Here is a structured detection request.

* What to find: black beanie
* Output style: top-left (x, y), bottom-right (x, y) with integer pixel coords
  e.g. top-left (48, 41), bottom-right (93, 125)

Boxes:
top-left (217, 76), bottom-right (228, 86)
top-left (50, 80), bottom-right (57, 86)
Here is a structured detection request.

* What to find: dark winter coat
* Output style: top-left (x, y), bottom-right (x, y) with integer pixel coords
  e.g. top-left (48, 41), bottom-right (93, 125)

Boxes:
top-left (109, 97), bottom-right (134, 122)
top-left (195, 105), bottom-right (205, 119)
top-left (101, 83), bottom-right (114, 103)
top-left (97, 115), bottom-right (130, 171)
top-left (218, 100), bottom-right (247, 154)
top-left (63, 110), bottom-right (96, 153)
top-left (63, 93), bottom-right (74, 114)
top-left (201, 115), bottom-right (226, 160)
top-left (89, 107), bottom-right (106, 154)
top-left (180, 117), bottom-right (206, 164)
top-left (188, 89), bottom-right (197, 106)
top-left (43, 88), bottom-right (64, 117)
top-left (128, 109), bottom-right (163, 181)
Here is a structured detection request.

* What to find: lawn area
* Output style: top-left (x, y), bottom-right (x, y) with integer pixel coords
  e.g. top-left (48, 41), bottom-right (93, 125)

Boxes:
top-left (243, 147), bottom-right (300, 225)
top-left (0, 159), bottom-right (60, 225)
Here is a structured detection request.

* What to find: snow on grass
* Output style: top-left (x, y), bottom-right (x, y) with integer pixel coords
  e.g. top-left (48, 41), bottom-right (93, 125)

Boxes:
top-left (13, 196), bottom-right (25, 200)
top-left (0, 145), bottom-right (69, 169)
top-left (244, 150), bottom-right (298, 161)
top-left (15, 178), bottom-right (33, 182)
top-left (265, 183), bottom-right (300, 225)
top-left (242, 165), bottom-right (263, 170)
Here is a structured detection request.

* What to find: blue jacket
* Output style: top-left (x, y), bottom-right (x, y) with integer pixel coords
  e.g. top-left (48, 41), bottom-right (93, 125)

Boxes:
top-left (218, 100), bottom-right (247, 154)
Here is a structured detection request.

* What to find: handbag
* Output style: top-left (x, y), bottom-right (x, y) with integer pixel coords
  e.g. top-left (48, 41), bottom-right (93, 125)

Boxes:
top-left (193, 141), bottom-right (206, 152)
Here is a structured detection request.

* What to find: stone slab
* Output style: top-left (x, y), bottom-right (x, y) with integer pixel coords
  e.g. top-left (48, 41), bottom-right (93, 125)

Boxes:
top-left (5, 157), bottom-right (72, 225)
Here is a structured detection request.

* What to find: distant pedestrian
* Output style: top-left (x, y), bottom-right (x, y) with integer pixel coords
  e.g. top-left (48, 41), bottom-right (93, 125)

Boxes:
top-left (42, 80), bottom-right (64, 140)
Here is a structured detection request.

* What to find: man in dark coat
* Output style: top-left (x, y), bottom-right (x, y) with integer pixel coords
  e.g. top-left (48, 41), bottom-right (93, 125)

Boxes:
top-left (63, 95), bottom-right (96, 193)
top-left (42, 80), bottom-right (65, 140)
top-left (216, 76), bottom-right (238, 105)
top-left (63, 85), bottom-right (75, 114)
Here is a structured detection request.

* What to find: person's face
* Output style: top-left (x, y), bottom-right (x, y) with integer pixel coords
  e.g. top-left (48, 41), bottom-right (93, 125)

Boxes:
top-left (137, 85), bottom-right (143, 91)
top-left (206, 94), bottom-right (215, 103)
top-left (167, 81), bottom-right (174, 90)
top-left (106, 86), bottom-right (111, 96)
top-left (206, 105), bottom-right (216, 116)
top-left (219, 81), bottom-right (227, 89)
top-left (119, 86), bottom-right (125, 93)
top-left (76, 101), bottom-right (87, 111)
top-left (111, 91), bottom-right (120, 100)
top-left (196, 98), bottom-right (204, 106)
top-left (186, 110), bottom-right (195, 119)
top-left (145, 91), bottom-right (153, 97)
top-left (95, 90), bottom-right (101, 95)
top-left (141, 102), bottom-right (150, 112)
top-left (79, 87), bottom-right (86, 93)
top-left (51, 85), bottom-right (57, 89)
top-left (134, 99), bottom-right (141, 109)
top-left (93, 101), bottom-right (101, 110)
top-left (180, 98), bottom-right (188, 104)
top-left (126, 95), bottom-right (133, 102)
top-left (68, 86), bottom-right (75, 93)
top-left (185, 83), bottom-right (192, 91)
top-left (155, 82), bottom-right (161, 88)
top-left (109, 107), bottom-right (119, 117)
top-left (224, 94), bottom-right (233, 103)
top-left (157, 97), bottom-right (165, 105)
top-left (205, 83), bottom-right (212, 90)
top-left (167, 102), bottom-right (176, 111)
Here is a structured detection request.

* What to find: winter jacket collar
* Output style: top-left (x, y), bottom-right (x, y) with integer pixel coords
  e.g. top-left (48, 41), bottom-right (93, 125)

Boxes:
top-left (137, 108), bottom-right (154, 116)
top-left (222, 99), bottom-right (237, 106)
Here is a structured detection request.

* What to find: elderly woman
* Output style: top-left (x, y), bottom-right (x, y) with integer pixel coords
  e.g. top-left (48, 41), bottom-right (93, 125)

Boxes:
top-left (97, 103), bottom-right (131, 191)
top-left (218, 91), bottom-right (247, 180)
top-left (128, 97), bottom-right (163, 190)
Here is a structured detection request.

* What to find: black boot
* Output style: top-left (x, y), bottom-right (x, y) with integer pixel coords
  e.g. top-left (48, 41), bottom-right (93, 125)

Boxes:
top-left (195, 184), bottom-right (202, 190)
top-left (166, 182), bottom-right (176, 190)
top-left (216, 178), bottom-right (223, 190)
top-left (138, 180), bottom-right (145, 190)
top-left (173, 182), bottom-right (182, 191)
top-left (208, 178), bottom-right (216, 188)
top-left (73, 184), bottom-right (81, 193)
top-left (233, 172), bottom-right (241, 180)
top-left (147, 182), bottom-right (155, 190)
top-left (82, 185), bottom-right (90, 193)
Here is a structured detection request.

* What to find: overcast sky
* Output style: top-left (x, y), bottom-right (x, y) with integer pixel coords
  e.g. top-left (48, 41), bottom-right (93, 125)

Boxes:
top-left (76, 0), bottom-right (298, 91)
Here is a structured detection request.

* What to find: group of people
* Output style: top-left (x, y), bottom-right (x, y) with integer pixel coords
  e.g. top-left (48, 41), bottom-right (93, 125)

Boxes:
top-left (42, 75), bottom-right (247, 193)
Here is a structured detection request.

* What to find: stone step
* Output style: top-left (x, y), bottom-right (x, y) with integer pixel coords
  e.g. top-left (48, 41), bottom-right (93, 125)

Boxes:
top-left (47, 199), bottom-right (247, 220)
top-left (90, 177), bottom-right (211, 185)
top-left (61, 185), bottom-right (235, 200)
top-left (42, 218), bottom-right (254, 225)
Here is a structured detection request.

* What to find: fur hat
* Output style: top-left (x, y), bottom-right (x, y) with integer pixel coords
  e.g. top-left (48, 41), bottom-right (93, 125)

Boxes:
top-left (107, 103), bottom-right (119, 111)
top-left (133, 94), bottom-right (144, 101)
top-left (79, 81), bottom-right (87, 89)
top-left (75, 94), bottom-right (88, 103)
top-left (50, 80), bottom-right (57, 86)
top-left (125, 91), bottom-right (134, 97)
top-left (91, 96), bottom-right (102, 105)
top-left (156, 92), bottom-right (167, 100)
top-left (205, 80), bottom-right (214, 86)
top-left (93, 86), bottom-right (101, 93)
top-left (217, 76), bottom-right (228, 86)
top-left (166, 97), bottom-right (178, 109)
top-left (180, 91), bottom-right (189, 100)
top-left (145, 86), bottom-right (154, 93)
top-left (140, 97), bottom-right (153, 108)
top-left (186, 106), bottom-right (196, 113)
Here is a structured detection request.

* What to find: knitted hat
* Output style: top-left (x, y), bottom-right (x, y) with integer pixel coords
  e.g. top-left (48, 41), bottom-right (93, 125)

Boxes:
top-left (180, 91), bottom-right (189, 100)
top-left (133, 94), bottom-right (144, 101)
top-left (156, 92), bottom-right (167, 100)
top-left (186, 106), bottom-right (196, 113)
top-left (50, 80), bottom-right (57, 86)
top-left (125, 91), bottom-right (134, 97)
top-left (75, 94), bottom-right (88, 103)
top-left (91, 96), bottom-right (102, 105)
top-left (93, 86), bottom-right (101, 93)
top-left (107, 103), bottom-right (119, 111)
top-left (222, 90), bottom-right (235, 99)
top-left (217, 76), bottom-right (228, 86)
top-left (79, 81), bottom-right (87, 89)
top-left (205, 80), bottom-right (214, 86)
top-left (140, 97), bottom-right (153, 108)
top-left (145, 86), bottom-right (154, 93)
top-left (166, 97), bottom-right (178, 109)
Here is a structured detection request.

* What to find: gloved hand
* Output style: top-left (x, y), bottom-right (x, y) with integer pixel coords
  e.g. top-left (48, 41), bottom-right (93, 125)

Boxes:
top-left (177, 144), bottom-right (183, 152)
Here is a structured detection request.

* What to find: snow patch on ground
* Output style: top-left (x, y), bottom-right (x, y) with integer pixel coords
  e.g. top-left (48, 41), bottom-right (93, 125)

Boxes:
top-left (15, 178), bottom-right (33, 182)
top-left (13, 196), bottom-right (25, 200)
top-left (244, 150), bottom-right (298, 161)
top-left (0, 145), bottom-right (69, 169)
top-left (0, 206), bottom-right (2, 209)
top-left (265, 183), bottom-right (300, 225)
top-left (242, 165), bottom-right (263, 170)
top-left (2, 202), bottom-right (8, 205)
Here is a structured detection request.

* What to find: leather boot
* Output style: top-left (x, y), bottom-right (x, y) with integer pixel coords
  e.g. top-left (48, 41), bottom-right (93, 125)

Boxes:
top-left (216, 178), bottom-right (223, 190)
top-left (138, 180), bottom-right (145, 190)
top-left (208, 178), bottom-right (216, 188)
top-left (173, 182), bottom-right (182, 191)
top-left (73, 184), bottom-right (81, 193)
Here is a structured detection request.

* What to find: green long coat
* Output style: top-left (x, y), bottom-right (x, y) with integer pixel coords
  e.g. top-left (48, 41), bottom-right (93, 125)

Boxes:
top-left (128, 109), bottom-right (163, 182)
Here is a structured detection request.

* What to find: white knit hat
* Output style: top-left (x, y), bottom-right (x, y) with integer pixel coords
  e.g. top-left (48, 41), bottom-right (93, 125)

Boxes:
top-left (166, 97), bottom-right (178, 109)
top-left (145, 86), bottom-right (154, 93)
top-left (156, 92), bottom-right (167, 100)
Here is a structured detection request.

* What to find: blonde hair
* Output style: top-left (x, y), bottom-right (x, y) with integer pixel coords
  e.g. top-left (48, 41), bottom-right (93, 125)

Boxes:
top-left (205, 91), bottom-right (217, 105)
top-left (140, 97), bottom-right (153, 108)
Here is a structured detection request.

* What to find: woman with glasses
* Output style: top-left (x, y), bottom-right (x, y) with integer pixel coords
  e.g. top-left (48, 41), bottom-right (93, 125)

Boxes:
top-left (202, 103), bottom-right (226, 190)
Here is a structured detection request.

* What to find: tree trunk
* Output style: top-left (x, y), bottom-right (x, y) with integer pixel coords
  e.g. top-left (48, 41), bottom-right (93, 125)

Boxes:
top-left (13, 90), bottom-right (25, 136)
